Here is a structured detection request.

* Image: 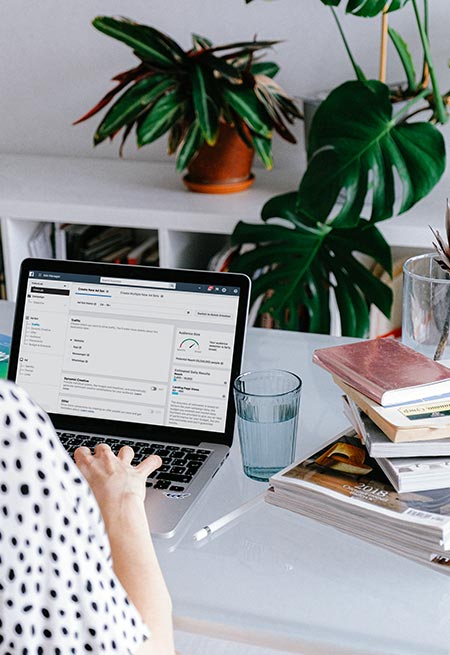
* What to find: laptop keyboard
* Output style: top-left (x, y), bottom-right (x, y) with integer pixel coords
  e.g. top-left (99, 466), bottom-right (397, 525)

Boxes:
top-left (57, 432), bottom-right (212, 492)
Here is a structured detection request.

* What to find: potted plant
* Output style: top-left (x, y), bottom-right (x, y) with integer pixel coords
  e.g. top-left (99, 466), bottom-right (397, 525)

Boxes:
top-left (74, 16), bottom-right (301, 193)
top-left (231, 0), bottom-right (448, 335)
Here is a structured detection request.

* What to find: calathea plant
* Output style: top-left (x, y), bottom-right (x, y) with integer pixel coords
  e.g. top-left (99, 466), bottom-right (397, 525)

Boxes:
top-left (233, 0), bottom-right (448, 336)
top-left (74, 17), bottom-right (301, 172)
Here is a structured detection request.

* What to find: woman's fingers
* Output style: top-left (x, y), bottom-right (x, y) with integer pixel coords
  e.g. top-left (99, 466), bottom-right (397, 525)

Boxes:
top-left (74, 445), bottom-right (93, 468)
top-left (94, 443), bottom-right (112, 456)
top-left (118, 445), bottom-right (135, 465)
top-left (135, 454), bottom-right (162, 477)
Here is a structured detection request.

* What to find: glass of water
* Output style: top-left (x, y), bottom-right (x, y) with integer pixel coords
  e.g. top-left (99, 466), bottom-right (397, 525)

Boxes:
top-left (233, 369), bottom-right (302, 482)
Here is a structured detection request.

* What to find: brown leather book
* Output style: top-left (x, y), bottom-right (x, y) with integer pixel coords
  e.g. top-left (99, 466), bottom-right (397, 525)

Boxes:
top-left (313, 338), bottom-right (450, 406)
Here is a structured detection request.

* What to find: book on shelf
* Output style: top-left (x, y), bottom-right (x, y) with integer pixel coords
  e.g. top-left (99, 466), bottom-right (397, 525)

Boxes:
top-left (335, 375), bottom-right (450, 443)
top-left (266, 428), bottom-right (450, 575)
top-left (79, 226), bottom-right (134, 260)
top-left (344, 396), bottom-right (450, 492)
top-left (28, 223), bottom-right (53, 259)
top-left (313, 338), bottom-right (450, 406)
top-left (101, 244), bottom-right (134, 264)
top-left (126, 235), bottom-right (158, 265)
top-left (53, 223), bottom-right (68, 259)
top-left (64, 224), bottom-right (104, 259)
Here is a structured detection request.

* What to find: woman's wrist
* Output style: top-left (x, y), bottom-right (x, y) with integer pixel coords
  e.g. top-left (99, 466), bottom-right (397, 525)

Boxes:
top-left (100, 493), bottom-right (150, 538)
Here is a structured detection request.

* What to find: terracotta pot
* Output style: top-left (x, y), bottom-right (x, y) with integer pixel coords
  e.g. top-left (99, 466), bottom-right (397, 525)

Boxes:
top-left (183, 122), bottom-right (255, 194)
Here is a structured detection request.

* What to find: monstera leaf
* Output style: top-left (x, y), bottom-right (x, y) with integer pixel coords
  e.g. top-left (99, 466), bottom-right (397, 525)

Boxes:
top-left (319, 0), bottom-right (410, 17)
top-left (297, 80), bottom-right (445, 228)
top-left (229, 192), bottom-right (392, 336)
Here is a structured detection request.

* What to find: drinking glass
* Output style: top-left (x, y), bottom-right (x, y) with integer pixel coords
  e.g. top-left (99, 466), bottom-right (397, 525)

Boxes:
top-left (233, 369), bottom-right (302, 482)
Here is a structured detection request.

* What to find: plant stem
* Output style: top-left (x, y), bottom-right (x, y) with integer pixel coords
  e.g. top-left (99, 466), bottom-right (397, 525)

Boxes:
top-left (434, 289), bottom-right (450, 360)
top-left (330, 8), bottom-right (365, 82)
top-left (411, 0), bottom-right (448, 124)
top-left (420, 0), bottom-right (430, 87)
top-left (392, 87), bottom-right (429, 122)
top-left (379, 7), bottom-right (389, 83)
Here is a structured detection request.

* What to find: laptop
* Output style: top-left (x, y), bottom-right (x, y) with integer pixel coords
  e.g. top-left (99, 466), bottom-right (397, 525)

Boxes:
top-left (8, 258), bottom-right (250, 538)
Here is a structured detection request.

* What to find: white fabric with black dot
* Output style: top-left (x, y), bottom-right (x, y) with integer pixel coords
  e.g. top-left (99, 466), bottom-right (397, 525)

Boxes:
top-left (0, 380), bottom-right (150, 654)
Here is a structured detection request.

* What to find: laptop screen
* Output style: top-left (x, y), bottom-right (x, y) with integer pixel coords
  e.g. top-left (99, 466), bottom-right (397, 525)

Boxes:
top-left (13, 265), bottom-right (246, 437)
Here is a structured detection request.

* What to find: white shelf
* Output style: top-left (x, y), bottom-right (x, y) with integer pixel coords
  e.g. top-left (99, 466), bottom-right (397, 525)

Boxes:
top-left (0, 152), bottom-right (447, 298)
top-left (0, 153), bottom-right (301, 233)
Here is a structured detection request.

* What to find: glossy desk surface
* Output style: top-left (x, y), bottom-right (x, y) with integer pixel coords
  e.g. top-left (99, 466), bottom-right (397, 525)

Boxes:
top-left (156, 328), bottom-right (450, 655)
top-left (1, 300), bottom-right (448, 655)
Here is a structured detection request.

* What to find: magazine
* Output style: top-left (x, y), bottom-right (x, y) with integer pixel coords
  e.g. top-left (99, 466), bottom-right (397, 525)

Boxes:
top-left (267, 429), bottom-right (450, 571)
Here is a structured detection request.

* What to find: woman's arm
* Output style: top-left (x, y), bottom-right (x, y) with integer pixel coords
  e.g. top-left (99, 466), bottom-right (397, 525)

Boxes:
top-left (75, 444), bottom-right (175, 655)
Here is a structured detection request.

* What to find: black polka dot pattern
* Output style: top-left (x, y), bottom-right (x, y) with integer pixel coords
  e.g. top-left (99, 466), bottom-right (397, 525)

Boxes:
top-left (0, 381), bottom-right (149, 653)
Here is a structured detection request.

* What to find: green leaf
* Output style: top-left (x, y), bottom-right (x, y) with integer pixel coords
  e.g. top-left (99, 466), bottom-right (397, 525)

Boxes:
top-left (167, 122), bottom-right (184, 155)
top-left (333, 248), bottom-right (393, 317)
top-left (230, 201), bottom-right (394, 335)
top-left (320, 0), bottom-right (411, 17)
top-left (303, 263), bottom-right (331, 333)
top-left (94, 76), bottom-right (174, 144)
top-left (224, 87), bottom-right (272, 137)
top-left (192, 65), bottom-right (220, 144)
top-left (199, 52), bottom-right (241, 82)
top-left (298, 80), bottom-right (445, 227)
top-left (388, 27), bottom-right (416, 91)
top-left (92, 16), bottom-right (187, 67)
top-left (251, 62), bottom-right (280, 78)
top-left (136, 89), bottom-right (185, 146)
top-left (251, 133), bottom-right (273, 169)
top-left (191, 34), bottom-right (213, 51)
top-left (176, 121), bottom-right (204, 171)
top-left (231, 218), bottom-right (325, 247)
top-left (328, 219), bottom-right (392, 275)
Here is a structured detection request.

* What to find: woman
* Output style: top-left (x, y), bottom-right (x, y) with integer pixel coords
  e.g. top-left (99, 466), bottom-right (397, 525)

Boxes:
top-left (0, 379), bottom-right (175, 655)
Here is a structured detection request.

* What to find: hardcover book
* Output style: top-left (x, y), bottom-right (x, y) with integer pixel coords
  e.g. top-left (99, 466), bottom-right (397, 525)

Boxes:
top-left (313, 338), bottom-right (450, 406)
top-left (343, 395), bottom-right (450, 457)
top-left (335, 375), bottom-right (450, 443)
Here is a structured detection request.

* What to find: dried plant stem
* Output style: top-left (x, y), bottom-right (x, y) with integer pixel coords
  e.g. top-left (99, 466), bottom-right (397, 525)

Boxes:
top-left (433, 288), bottom-right (450, 361)
top-left (379, 7), bottom-right (389, 83)
top-left (434, 303), bottom-right (450, 360)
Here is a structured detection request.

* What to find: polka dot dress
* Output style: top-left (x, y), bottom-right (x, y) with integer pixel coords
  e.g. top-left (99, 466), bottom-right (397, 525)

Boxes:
top-left (0, 380), bottom-right (150, 654)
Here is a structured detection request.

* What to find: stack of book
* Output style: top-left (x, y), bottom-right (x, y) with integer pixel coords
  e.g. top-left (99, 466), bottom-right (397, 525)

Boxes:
top-left (267, 338), bottom-right (450, 574)
top-left (53, 224), bottom-right (159, 266)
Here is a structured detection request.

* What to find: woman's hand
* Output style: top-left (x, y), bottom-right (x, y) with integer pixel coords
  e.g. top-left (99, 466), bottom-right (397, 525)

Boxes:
top-left (75, 445), bottom-right (175, 654)
top-left (74, 444), bottom-right (162, 519)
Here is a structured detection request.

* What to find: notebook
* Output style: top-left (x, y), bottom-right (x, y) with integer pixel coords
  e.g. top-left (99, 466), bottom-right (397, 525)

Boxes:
top-left (8, 258), bottom-right (250, 538)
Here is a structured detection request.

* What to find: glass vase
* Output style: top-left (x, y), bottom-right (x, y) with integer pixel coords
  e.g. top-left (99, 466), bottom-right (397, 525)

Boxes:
top-left (402, 253), bottom-right (450, 360)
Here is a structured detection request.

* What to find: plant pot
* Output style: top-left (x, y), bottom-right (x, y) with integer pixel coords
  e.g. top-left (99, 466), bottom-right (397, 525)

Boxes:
top-left (183, 122), bottom-right (255, 194)
top-left (402, 253), bottom-right (450, 360)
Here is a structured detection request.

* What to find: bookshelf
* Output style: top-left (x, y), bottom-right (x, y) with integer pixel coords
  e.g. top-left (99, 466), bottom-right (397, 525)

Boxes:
top-left (0, 152), bottom-right (446, 302)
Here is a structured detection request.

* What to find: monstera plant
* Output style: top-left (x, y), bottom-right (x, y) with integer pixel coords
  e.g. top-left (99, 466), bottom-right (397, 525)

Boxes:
top-left (233, 0), bottom-right (448, 335)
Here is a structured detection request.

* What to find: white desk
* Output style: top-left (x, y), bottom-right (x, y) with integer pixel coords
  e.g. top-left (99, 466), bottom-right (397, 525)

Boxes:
top-left (1, 297), bottom-right (449, 655)
top-left (156, 328), bottom-right (450, 655)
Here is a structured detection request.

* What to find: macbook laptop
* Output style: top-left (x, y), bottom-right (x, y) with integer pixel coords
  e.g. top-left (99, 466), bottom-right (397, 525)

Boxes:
top-left (8, 258), bottom-right (250, 538)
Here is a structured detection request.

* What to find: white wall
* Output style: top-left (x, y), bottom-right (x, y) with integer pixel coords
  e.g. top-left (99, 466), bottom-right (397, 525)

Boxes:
top-left (1, 0), bottom-right (449, 171)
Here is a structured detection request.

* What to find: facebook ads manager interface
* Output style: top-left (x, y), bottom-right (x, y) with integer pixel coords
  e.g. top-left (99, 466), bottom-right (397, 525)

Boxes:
top-left (16, 271), bottom-right (241, 433)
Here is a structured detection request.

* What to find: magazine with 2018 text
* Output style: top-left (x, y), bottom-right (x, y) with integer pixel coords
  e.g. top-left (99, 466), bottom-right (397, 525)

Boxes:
top-left (267, 429), bottom-right (450, 549)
